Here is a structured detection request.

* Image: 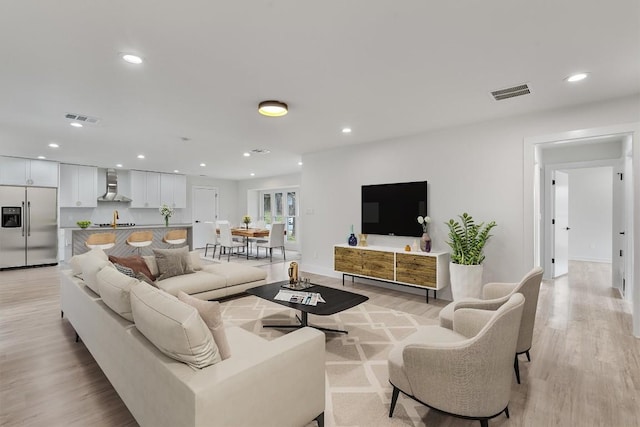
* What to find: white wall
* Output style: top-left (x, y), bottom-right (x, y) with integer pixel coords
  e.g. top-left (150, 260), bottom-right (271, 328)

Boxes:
top-left (567, 167), bottom-right (613, 262)
top-left (301, 95), bottom-right (640, 302)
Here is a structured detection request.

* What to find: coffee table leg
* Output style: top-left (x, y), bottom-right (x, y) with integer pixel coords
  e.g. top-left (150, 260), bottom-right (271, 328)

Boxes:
top-left (263, 310), bottom-right (348, 334)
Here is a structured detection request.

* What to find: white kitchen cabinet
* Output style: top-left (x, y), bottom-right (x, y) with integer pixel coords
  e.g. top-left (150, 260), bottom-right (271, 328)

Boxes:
top-left (59, 164), bottom-right (98, 207)
top-left (130, 170), bottom-right (161, 208)
top-left (160, 173), bottom-right (187, 209)
top-left (0, 156), bottom-right (58, 187)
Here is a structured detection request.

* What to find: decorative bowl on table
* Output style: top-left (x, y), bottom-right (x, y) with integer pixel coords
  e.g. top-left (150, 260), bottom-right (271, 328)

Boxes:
top-left (77, 220), bottom-right (92, 229)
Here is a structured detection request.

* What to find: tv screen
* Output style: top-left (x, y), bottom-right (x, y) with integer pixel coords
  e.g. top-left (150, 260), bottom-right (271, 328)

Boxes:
top-left (361, 181), bottom-right (427, 237)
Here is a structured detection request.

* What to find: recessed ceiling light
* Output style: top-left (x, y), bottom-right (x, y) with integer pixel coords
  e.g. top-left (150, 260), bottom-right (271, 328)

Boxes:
top-left (243, 152), bottom-right (251, 157)
top-left (37, 156), bottom-right (46, 159)
top-left (258, 100), bottom-right (288, 117)
top-left (137, 154), bottom-right (145, 159)
top-left (250, 172), bottom-right (255, 176)
top-left (566, 72), bottom-right (589, 82)
top-left (342, 127), bottom-right (352, 134)
top-left (298, 161), bottom-right (303, 166)
top-left (200, 163), bottom-right (206, 167)
top-left (173, 169), bottom-right (179, 173)
top-left (116, 164), bottom-right (123, 168)
top-left (70, 122), bottom-right (83, 128)
top-left (48, 143), bottom-right (59, 148)
top-left (122, 54), bottom-right (143, 65)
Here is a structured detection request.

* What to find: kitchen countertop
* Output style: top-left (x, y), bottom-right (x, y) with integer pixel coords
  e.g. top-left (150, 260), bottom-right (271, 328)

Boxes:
top-left (61, 223), bottom-right (193, 230)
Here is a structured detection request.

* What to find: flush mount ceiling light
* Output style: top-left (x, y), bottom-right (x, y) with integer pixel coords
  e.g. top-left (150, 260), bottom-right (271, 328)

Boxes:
top-left (566, 72), bottom-right (589, 82)
top-left (122, 53), bottom-right (143, 65)
top-left (258, 100), bottom-right (288, 117)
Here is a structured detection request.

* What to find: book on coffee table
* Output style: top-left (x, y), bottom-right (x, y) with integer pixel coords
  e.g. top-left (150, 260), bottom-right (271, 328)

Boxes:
top-left (274, 290), bottom-right (325, 306)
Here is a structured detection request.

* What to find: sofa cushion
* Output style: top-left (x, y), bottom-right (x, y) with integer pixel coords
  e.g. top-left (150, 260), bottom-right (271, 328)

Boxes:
top-left (97, 266), bottom-right (139, 322)
top-left (81, 256), bottom-right (114, 296)
top-left (202, 262), bottom-right (267, 286)
top-left (109, 255), bottom-right (156, 281)
top-left (69, 248), bottom-right (108, 276)
top-left (153, 247), bottom-right (195, 281)
top-left (154, 271), bottom-right (227, 296)
top-left (178, 291), bottom-right (231, 360)
top-left (136, 271), bottom-right (156, 287)
top-left (130, 282), bottom-right (221, 368)
top-left (143, 255), bottom-right (159, 278)
top-left (113, 263), bottom-right (136, 278)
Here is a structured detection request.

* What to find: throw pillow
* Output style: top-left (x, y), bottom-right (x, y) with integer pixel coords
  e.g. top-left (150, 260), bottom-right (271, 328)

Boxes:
top-left (177, 291), bottom-right (231, 360)
top-left (97, 266), bottom-right (139, 322)
top-left (113, 263), bottom-right (136, 278)
top-left (81, 257), bottom-right (114, 296)
top-left (130, 282), bottom-right (221, 368)
top-left (108, 255), bottom-right (156, 281)
top-left (152, 247), bottom-right (195, 281)
top-left (136, 271), bottom-right (157, 287)
top-left (69, 248), bottom-right (108, 276)
top-left (142, 255), bottom-right (159, 278)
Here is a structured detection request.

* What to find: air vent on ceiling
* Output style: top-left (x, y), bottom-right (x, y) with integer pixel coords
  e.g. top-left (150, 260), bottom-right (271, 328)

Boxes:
top-left (250, 148), bottom-right (271, 154)
top-left (65, 113), bottom-right (100, 124)
top-left (490, 83), bottom-right (531, 101)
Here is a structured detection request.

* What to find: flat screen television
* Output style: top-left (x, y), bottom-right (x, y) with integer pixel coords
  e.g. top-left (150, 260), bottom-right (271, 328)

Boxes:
top-left (361, 181), bottom-right (427, 237)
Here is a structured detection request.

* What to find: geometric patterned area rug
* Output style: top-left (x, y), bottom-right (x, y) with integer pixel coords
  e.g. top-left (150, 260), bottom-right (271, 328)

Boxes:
top-left (219, 295), bottom-right (441, 427)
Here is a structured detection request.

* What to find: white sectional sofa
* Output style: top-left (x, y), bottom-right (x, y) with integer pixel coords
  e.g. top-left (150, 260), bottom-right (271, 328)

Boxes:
top-left (60, 251), bottom-right (326, 427)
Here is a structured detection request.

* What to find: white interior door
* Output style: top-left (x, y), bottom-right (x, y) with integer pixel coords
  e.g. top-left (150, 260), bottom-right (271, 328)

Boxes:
top-left (260, 187), bottom-right (300, 251)
top-left (192, 186), bottom-right (217, 249)
top-left (612, 165), bottom-right (626, 294)
top-left (553, 171), bottom-right (569, 277)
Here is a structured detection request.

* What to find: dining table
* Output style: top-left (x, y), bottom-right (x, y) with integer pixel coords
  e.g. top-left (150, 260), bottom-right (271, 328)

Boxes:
top-left (229, 227), bottom-right (271, 259)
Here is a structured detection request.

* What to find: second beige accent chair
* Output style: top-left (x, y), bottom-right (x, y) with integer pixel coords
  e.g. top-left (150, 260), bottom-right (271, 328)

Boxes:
top-left (388, 293), bottom-right (525, 427)
top-left (438, 267), bottom-right (544, 383)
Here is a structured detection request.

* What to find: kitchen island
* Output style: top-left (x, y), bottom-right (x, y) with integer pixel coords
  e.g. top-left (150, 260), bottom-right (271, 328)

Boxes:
top-left (70, 224), bottom-right (193, 257)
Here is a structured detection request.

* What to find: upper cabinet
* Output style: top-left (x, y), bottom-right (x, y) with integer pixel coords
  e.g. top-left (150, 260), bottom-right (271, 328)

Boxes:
top-left (60, 164), bottom-right (98, 207)
top-left (130, 170), bottom-right (161, 208)
top-left (160, 173), bottom-right (186, 209)
top-left (0, 157), bottom-right (58, 187)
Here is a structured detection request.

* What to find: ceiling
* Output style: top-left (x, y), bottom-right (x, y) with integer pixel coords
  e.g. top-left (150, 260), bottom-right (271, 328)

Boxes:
top-left (1, 1), bottom-right (638, 180)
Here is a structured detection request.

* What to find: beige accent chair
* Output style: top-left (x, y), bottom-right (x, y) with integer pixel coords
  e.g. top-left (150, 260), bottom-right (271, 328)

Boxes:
top-left (388, 293), bottom-right (525, 427)
top-left (126, 231), bottom-right (153, 255)
top-left (85, 232), bottom-right (116, 251)
top-left (217, 221), bottom-right (244, 261)
top-left (256, 222), bottom-right (286, 262)
top-left (439, 267), bottom-right (543, 384)
top-left (162, 229), bottom-right (187, 248)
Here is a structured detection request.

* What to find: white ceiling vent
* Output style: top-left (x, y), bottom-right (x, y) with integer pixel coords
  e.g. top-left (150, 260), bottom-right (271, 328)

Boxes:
top-left (490, 83), bottom-right (531, 101)
top-left (65, 113), bottom-right (100, 124)
top-left (250, 148), bottom-right (271, 154)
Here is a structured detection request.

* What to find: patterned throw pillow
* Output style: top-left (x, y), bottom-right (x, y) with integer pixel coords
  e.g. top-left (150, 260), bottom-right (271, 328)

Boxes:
top-left (113, 263), bottom-right (136, 278)
top-left (108, 255), bottom-right (156, 281)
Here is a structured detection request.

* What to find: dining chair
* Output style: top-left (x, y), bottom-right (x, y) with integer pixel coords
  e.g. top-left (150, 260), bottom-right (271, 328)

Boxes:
top-left (203, 222), bottom-right (219, 258)
top-left (256, 222), bottom-right (286, 262)
top-left (217, 221), bottom-right (244, 261)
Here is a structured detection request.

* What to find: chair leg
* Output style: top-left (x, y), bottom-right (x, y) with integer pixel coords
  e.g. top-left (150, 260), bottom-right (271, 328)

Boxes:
top-left (514, 355), bottom-right (521, 384)
top-left (526, 350), bottom-right (531, 362)
top-left (282, 246), bottom-right (286, 260)
top-left (75, 333), bottom-right (80, 343)
top-left (504, 406), bottom-right (510, 418)
top-left (269, 248), bottom-right (273, 262)
top-left (314, 412), bottom-right (324, 427)
top-left (480, 420), bottom-right (489, 427)
top-left (389, 386), bottom-right (400, 417)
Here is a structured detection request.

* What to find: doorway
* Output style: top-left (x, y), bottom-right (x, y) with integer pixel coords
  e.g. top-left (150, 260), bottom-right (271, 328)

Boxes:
top-left (191, 186), bottom-right (218, 249)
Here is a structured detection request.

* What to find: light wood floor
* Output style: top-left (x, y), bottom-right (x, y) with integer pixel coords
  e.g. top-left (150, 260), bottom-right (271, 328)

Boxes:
top-left (1, 261), bottom-right (638, 426)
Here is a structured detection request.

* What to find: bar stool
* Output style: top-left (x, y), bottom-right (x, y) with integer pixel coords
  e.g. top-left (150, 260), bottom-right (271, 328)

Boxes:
top-left (126, 231), bottom-right (153, 255)
top-left (162, 229), bottom-right (187, 248)
top-left (85, 232), bottom-right (116, 251)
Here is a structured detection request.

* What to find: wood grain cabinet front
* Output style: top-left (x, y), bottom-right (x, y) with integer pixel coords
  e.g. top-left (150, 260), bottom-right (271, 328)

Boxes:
top-left (396, 253), bottom-right (437, 288)
top-left (361, 250), bottom-right (394, 280)
top-left (334, 247), bottom-right (363, 275)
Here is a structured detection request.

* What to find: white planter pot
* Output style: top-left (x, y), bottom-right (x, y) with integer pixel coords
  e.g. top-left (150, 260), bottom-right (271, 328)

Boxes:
top-left (449, 263), bottom-right (484, 300)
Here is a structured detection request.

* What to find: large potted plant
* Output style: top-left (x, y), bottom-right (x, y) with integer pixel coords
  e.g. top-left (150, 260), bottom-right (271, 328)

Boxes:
top-left (446, 212), bottom-right (497, 300)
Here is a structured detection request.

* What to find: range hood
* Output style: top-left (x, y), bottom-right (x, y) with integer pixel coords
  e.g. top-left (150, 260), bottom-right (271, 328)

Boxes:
top-left (97, 168), bottom-right (132, 202)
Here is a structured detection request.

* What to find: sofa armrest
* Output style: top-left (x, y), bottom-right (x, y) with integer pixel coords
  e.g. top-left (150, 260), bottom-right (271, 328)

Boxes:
top-left (190, 327), bottom-right (326, 427)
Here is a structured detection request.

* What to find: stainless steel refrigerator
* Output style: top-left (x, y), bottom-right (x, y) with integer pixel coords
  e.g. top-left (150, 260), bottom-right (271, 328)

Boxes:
top-left (0, 186), bottom-right (58, 269)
